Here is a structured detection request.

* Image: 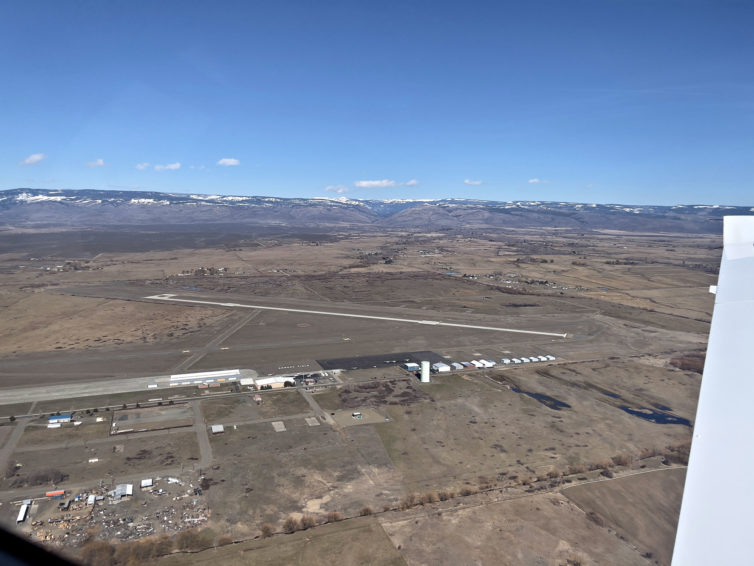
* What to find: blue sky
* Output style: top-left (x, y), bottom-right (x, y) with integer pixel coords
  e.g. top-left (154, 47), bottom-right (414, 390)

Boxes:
top-left (1, 1), bottom-right (752, 205)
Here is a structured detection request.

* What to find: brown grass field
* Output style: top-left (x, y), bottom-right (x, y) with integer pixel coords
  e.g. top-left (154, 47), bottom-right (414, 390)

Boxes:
top-left (0, 226), bottom-right (717, 565)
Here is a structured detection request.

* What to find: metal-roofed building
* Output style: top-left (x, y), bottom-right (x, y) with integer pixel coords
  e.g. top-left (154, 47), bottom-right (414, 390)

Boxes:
top-left (109, 484), bottom-right (134, 499)
top-left (169, 369), bottom-right (241, 387)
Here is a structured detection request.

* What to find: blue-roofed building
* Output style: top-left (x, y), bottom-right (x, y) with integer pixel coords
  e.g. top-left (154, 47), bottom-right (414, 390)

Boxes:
top-left (48, 414), bottom-right (72, 424)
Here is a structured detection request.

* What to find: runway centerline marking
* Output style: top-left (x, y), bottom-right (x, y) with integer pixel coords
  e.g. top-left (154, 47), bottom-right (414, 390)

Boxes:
top-left (144, 294), bottom-right (568, 338)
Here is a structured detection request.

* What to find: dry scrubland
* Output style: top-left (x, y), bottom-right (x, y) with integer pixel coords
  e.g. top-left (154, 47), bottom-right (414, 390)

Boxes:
top-left (0, 226), bottom-right (718, 565)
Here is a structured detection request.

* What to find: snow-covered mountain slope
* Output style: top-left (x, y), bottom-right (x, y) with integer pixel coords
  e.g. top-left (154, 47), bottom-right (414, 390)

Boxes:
top-left (1, 188), bottom-right (750, 233)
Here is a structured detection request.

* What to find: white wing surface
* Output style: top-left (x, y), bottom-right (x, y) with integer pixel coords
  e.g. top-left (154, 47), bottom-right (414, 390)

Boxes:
top-left (672, 216), bottom-right (754, 565)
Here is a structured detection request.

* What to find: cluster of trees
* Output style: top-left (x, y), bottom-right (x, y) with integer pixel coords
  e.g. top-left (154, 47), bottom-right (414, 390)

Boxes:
top-left (80, 528), bottom-right (234, 565)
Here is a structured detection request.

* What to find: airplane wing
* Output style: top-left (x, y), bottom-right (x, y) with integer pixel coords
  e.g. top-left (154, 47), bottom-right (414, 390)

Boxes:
top-left (672, 216), bottom-right (754, 565)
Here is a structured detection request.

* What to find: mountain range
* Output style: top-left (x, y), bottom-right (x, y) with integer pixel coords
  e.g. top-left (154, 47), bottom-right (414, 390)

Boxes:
top-left (1, 188), bottom-right (751, 234)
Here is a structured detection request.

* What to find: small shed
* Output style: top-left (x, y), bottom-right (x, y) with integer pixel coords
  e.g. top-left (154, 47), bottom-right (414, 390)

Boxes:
top-left (401, 362), bottom-right (420, 371)
top-left (211, 424), bottom-right (225, 434)
top-left (140, 478), bottom-right (153, 489)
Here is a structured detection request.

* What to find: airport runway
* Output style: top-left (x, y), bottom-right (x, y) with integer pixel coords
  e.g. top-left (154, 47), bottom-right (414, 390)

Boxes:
top-left (145, 294), bottom-right (569, 338)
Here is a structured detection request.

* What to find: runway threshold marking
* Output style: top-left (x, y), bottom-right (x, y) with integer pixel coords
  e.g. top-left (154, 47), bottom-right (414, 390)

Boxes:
top-left (145, 294), bottom-right (568, 338)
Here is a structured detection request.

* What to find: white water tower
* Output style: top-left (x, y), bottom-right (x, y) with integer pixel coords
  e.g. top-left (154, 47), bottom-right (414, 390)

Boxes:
top-left (420, 361), bottom-right (430, 383)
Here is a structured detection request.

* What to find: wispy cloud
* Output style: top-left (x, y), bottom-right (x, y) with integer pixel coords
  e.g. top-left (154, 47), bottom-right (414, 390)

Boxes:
top-left (154, 162), bottom-right (181, 171)
top-left (355, 179), bottom-right (396, 188)
top-left (87, 158), bottom-right (105, 168)
top-left (19, 153), bottom-right (45, 166)
top-left (354, 179), bottom-right (418, 189)
top-left (528, 178), bottom-right (548, 184)
top-left (217, 157), bottom-right (240, 166)
top-left (135, 162), bottom-right (150, 170)
top-left (464, 179), bottom-right (482, 186)
top-left (325, 185), bottom-right (349, 194)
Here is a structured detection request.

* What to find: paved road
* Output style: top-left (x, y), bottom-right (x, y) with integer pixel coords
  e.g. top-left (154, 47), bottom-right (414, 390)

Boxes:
top-left (171, 309), bottom-right (261, 373)
top-left (0, 402), bottom-right (36, 477)
top-left (145, 293), bottom-right (569, 338)
top-left (298, 388), bottom-right (337, 426)
top-left (191, 401), bottom-right (212, 470)
top-left (13, 426), bottom-right (193, 453)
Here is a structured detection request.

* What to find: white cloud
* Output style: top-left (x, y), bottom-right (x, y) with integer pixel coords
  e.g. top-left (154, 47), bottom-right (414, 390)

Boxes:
top-left (325, 185), bottom-right (349, 194)
top-left (464, 179), bottom-right (482, 186)
top-left (353, 179), bottom-right (418, 189)
top-left (528, 178), bottom-right (548, 184)
top-left (135, 162), bottom-right (150, 170)
top-left (87, 158), bottom-right (105, 168)
top-left (154, 162), bottom-right (181, 171)
top-left (355, 179), bottom-right (397, 188)
top-left (217, 158), bottom-right (240, 166)
top-left (19, 153), bottom-right (45, 166)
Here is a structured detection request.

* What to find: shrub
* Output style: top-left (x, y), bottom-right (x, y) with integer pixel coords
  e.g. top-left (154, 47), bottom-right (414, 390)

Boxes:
top-left (399, 494), bottom-right (418, 510)
top-left (283, 516), bottom-right (301, 533)
top-left (216, 535), bottom-right (233, 547)
top-left (670, 354), bottom-right (705, 373)
top-left (80, 541), bottom-right (115, 566)
top-left (174, 528), bottom-right (215, 552)
top-left (27, 468), bottom-right (68, 486)
top-left (113, 542), bottom-right (135, 565)
top-left (359, 506), bottom-right (373, 516)
top-left (260, 523), bottom-right (274, 538)
top-left (460, 487), bottom-right (477, 497)
top-left (437, 491), bottom-right (450, 501)
top-left (612, 453), bottom-right (633, 467)
top-left (586, 511), bottom-right (605, 527)
top-left (4, 461), bottom-right (17, 479)
top-left (128, 539), bottom-right (158, 562)
top-left (175, 530), bottom-right (197, 551)
top-left (300, 515), bottom-right (317, 529)
top-left (325, 511), bottom-right (344, 523)
top-left (421, 492), bottom-right (438, 504)
top-left (663, 442), bottom-right (691, 465)
top-left (567, 464), bottom-right (586, 475)
top-left (154, 534), bottom-right (173, 555)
